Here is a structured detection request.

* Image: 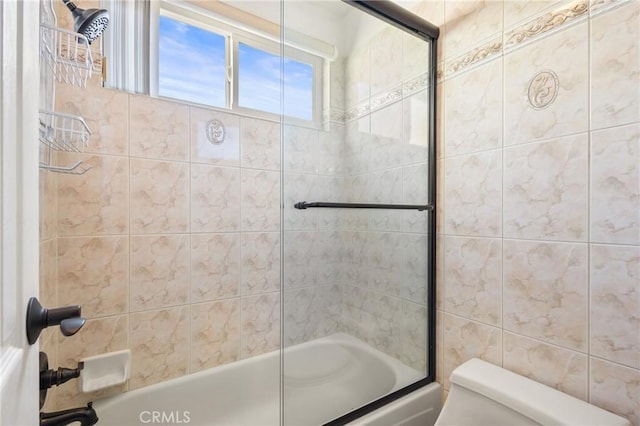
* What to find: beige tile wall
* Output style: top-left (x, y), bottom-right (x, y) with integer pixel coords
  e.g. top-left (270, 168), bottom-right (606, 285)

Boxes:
top-left (337, 21), bottom-right (432, 373)
top-left (41, 78), bottom-right (298, 408)
top-left (414, 0), bottom-right (639, 424)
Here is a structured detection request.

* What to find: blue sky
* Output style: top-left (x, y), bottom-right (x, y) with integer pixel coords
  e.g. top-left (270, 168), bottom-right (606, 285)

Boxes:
top-left (159, 15), bottom-right (313, 121)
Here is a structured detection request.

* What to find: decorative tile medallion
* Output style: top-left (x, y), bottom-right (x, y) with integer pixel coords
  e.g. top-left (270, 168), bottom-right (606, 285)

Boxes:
top-left (206, 119), bottom-right (225, 144)
top-left (527, 70), bottom-right (560, 110)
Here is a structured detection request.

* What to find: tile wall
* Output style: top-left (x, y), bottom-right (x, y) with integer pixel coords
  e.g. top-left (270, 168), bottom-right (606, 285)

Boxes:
top-left (402, 0), bottom-right (639, 424)
top-left (333, 24), bottom-right (433, 372)
top-left (39, 5), bottom-right (436, 409)
top-left (40, 77), bottom-right (295, 407)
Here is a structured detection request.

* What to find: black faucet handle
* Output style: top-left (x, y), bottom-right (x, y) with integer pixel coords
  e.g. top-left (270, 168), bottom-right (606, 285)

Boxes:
top-left (60, 317), bottom-right (86, 337)
top-left (26, 297), bottom-right (86, 344)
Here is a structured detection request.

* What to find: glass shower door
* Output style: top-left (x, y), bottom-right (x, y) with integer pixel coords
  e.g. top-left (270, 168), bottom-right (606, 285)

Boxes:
top-left (281, 1), bottom-right (438, 424)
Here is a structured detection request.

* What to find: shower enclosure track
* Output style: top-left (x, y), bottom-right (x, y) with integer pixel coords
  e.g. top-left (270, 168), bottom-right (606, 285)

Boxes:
top-left (294, 201), bottom-right (433, 211)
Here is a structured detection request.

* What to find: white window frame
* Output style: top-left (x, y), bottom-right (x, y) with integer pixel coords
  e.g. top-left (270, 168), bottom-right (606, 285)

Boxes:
top-left (153, 0), bottom-right (324, 128)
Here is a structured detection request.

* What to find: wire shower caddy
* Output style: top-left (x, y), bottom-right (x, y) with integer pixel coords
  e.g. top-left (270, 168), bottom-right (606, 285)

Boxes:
top-left (39, 0), bottom-right (102, 174)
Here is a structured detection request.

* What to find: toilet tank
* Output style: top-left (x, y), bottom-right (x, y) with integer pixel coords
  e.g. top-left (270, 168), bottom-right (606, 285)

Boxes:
top-left (436, 358), bottom-right (630, 426)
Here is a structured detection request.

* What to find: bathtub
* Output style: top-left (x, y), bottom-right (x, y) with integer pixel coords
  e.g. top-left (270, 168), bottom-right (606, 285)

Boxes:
top-left (93, 333), bottom-right (441, 425)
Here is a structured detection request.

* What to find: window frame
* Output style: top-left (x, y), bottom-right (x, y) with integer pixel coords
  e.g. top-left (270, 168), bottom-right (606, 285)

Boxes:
top-left (152, 0), bottom-right (324, 128)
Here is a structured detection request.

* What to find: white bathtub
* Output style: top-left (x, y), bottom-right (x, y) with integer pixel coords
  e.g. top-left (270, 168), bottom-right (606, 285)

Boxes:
top-left (94, 333), bottom-right (441, 426)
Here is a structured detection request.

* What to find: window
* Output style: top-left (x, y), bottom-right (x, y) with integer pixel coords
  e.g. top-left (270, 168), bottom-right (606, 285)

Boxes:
top-left (156, 4), bottom-right (323, 125)
top-left (158, 15), bottom-right (226, 108)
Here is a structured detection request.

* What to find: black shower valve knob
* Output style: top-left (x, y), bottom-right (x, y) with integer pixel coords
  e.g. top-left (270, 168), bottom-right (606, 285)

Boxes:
top-left (26, 297), bottom-right (86, 345)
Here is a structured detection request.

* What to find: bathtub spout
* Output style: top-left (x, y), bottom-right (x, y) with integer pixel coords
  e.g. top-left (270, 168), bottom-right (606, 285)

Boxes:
top-left (40, 402), bottom-right (98, 426)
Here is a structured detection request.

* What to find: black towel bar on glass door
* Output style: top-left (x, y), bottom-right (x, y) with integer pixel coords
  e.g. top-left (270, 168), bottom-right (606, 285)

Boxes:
top-left (294, 201), bottom-right (433, 211)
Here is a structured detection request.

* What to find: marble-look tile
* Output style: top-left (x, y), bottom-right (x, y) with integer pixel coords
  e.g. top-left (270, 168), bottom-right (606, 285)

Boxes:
top-left (343, 231), bottom-right (369, 286)
top-left (345, 174), bottom-right (369, 203)
top-left (405, 0), bottom-right (446, 28)
top-left (504, 0), bottom-right (565, 28)
top-left (240, 117), bottom-right (280, 170)
top-left (190, 107), bottom-right (240, 166)
top-left (503, 240), bottom-right (588, 351)
top-left (403, 162), bottom-right (430, 205)
top-left (58, 315), bottom-right (129, 366)
top-left (443, 313), bottom-right (502, 390)
top-left (591, 244), bottom-right (640, 369)
top-left (283, 231), bottom-right (318, 290)
top-left (401, 301), bottom-right (428, 374)
top-left (330, 58), bottom-right (345, 111)
top-left (590, 1), bottom-right (640, 129)
top-left (591, 124), bottom-right (640, 245)
top-left (130, 307), bottom-right (189, 389)
top-left (403, 88), bottom-right (430, 166)
top-left (315, 284), bottom-right (343, 338)
top-left (444, 58), bottom-right (502, 156)
top-left (191, 233), bottom-right (240, 303)
top-left (283, 173), bottom-right (318, 231)
top-left (283, 124), bottom-right (318, 173)
top-left (241, 293), bottom-right (280, 358)
top-left (444, 150), bottom-right (502, 237)
top-left (342, 285), bottom-right (369, 341)
top-left (54, 315), bottom-right (129, 409)
top-left (318, 124), bottom-right (345, 175)
top-left (504, 133), bottom-right (589, 241)
top-left (55, 84), bottom-right (129, 156)
top-left (130, 159), bottom-right (189, 234)
top-left (283, 287), bottom-right (320, 347)
top-left (403, 32), bottom-right (430, 81)
top-left (191, 299), bottom-right (241, 372)
top-left (130, 235), bottom-right (189, 311)
top-left (503, 332), bottom-right (588, 400)
top-left (345, 44), bottom-right (370, 108)
top-left (283, 284), bottom-right (342, 346)
top-left (444, 0), bottom-right (503, 59)
top-left (504, 22), bottom-right (588, 144)
top-left (444, 236), bottom-right (502, 326)
top-left (57, 236), bottom-right (128, 317)
top-left (39, 169), bottom-right (56, 241)
top-left (370, 168), bottom-right (403, 204)
top-left (368, 233), bottom-right (402, 296)
top-left (40, 239), bottom-right (57, 308)
top-left (370, 102), bottom-right (404, 171)
top-left (57, 154), bottom-right (129, 236)
top-left (365, 292), bottom-right (403, 358)
top-left (344, 117), bottom-right (371, 176)
top-left (241, 169), bottom-right (280, 231)
top-left (129, 95), bottom-right (189, 161)
top-left (241, 232), bottom-right (280, 296)
top-left (343, 175), bottom-right (369, 231)
top-left (370, 26), bottom-right (403, 95)
top-left (318, 176), bottom-right (345, 230)
top-left (318, 231), bottom-right (344, 285)
top-left (591, 358), bottom-right (640, 426)
top-left (190, 164), bottom-right (240, 233)
top-left (403, 234), bottom-right (429, 306)
top-left (370, 210), bottom-right (403, 233)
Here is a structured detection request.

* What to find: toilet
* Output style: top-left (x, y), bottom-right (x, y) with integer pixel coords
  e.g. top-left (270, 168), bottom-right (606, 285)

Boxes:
top-left (435, 358), bottom-right (630, 426)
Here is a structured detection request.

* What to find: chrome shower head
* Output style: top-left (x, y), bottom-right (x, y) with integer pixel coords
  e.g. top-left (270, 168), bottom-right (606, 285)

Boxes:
top-left (62, 0), bottom-right (110, 44)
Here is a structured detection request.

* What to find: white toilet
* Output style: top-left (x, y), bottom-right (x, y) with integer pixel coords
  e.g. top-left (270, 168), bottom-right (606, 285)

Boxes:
top-left (435, 358), bottom-right (630, 426)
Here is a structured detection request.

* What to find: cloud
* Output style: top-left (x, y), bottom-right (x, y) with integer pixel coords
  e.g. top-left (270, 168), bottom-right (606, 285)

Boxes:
top-left (159, 15), bottom-right (314, 120)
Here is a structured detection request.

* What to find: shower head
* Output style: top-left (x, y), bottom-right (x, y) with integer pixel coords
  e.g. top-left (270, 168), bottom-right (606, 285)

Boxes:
top-left (62, 0), bottom-right (110, 44)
